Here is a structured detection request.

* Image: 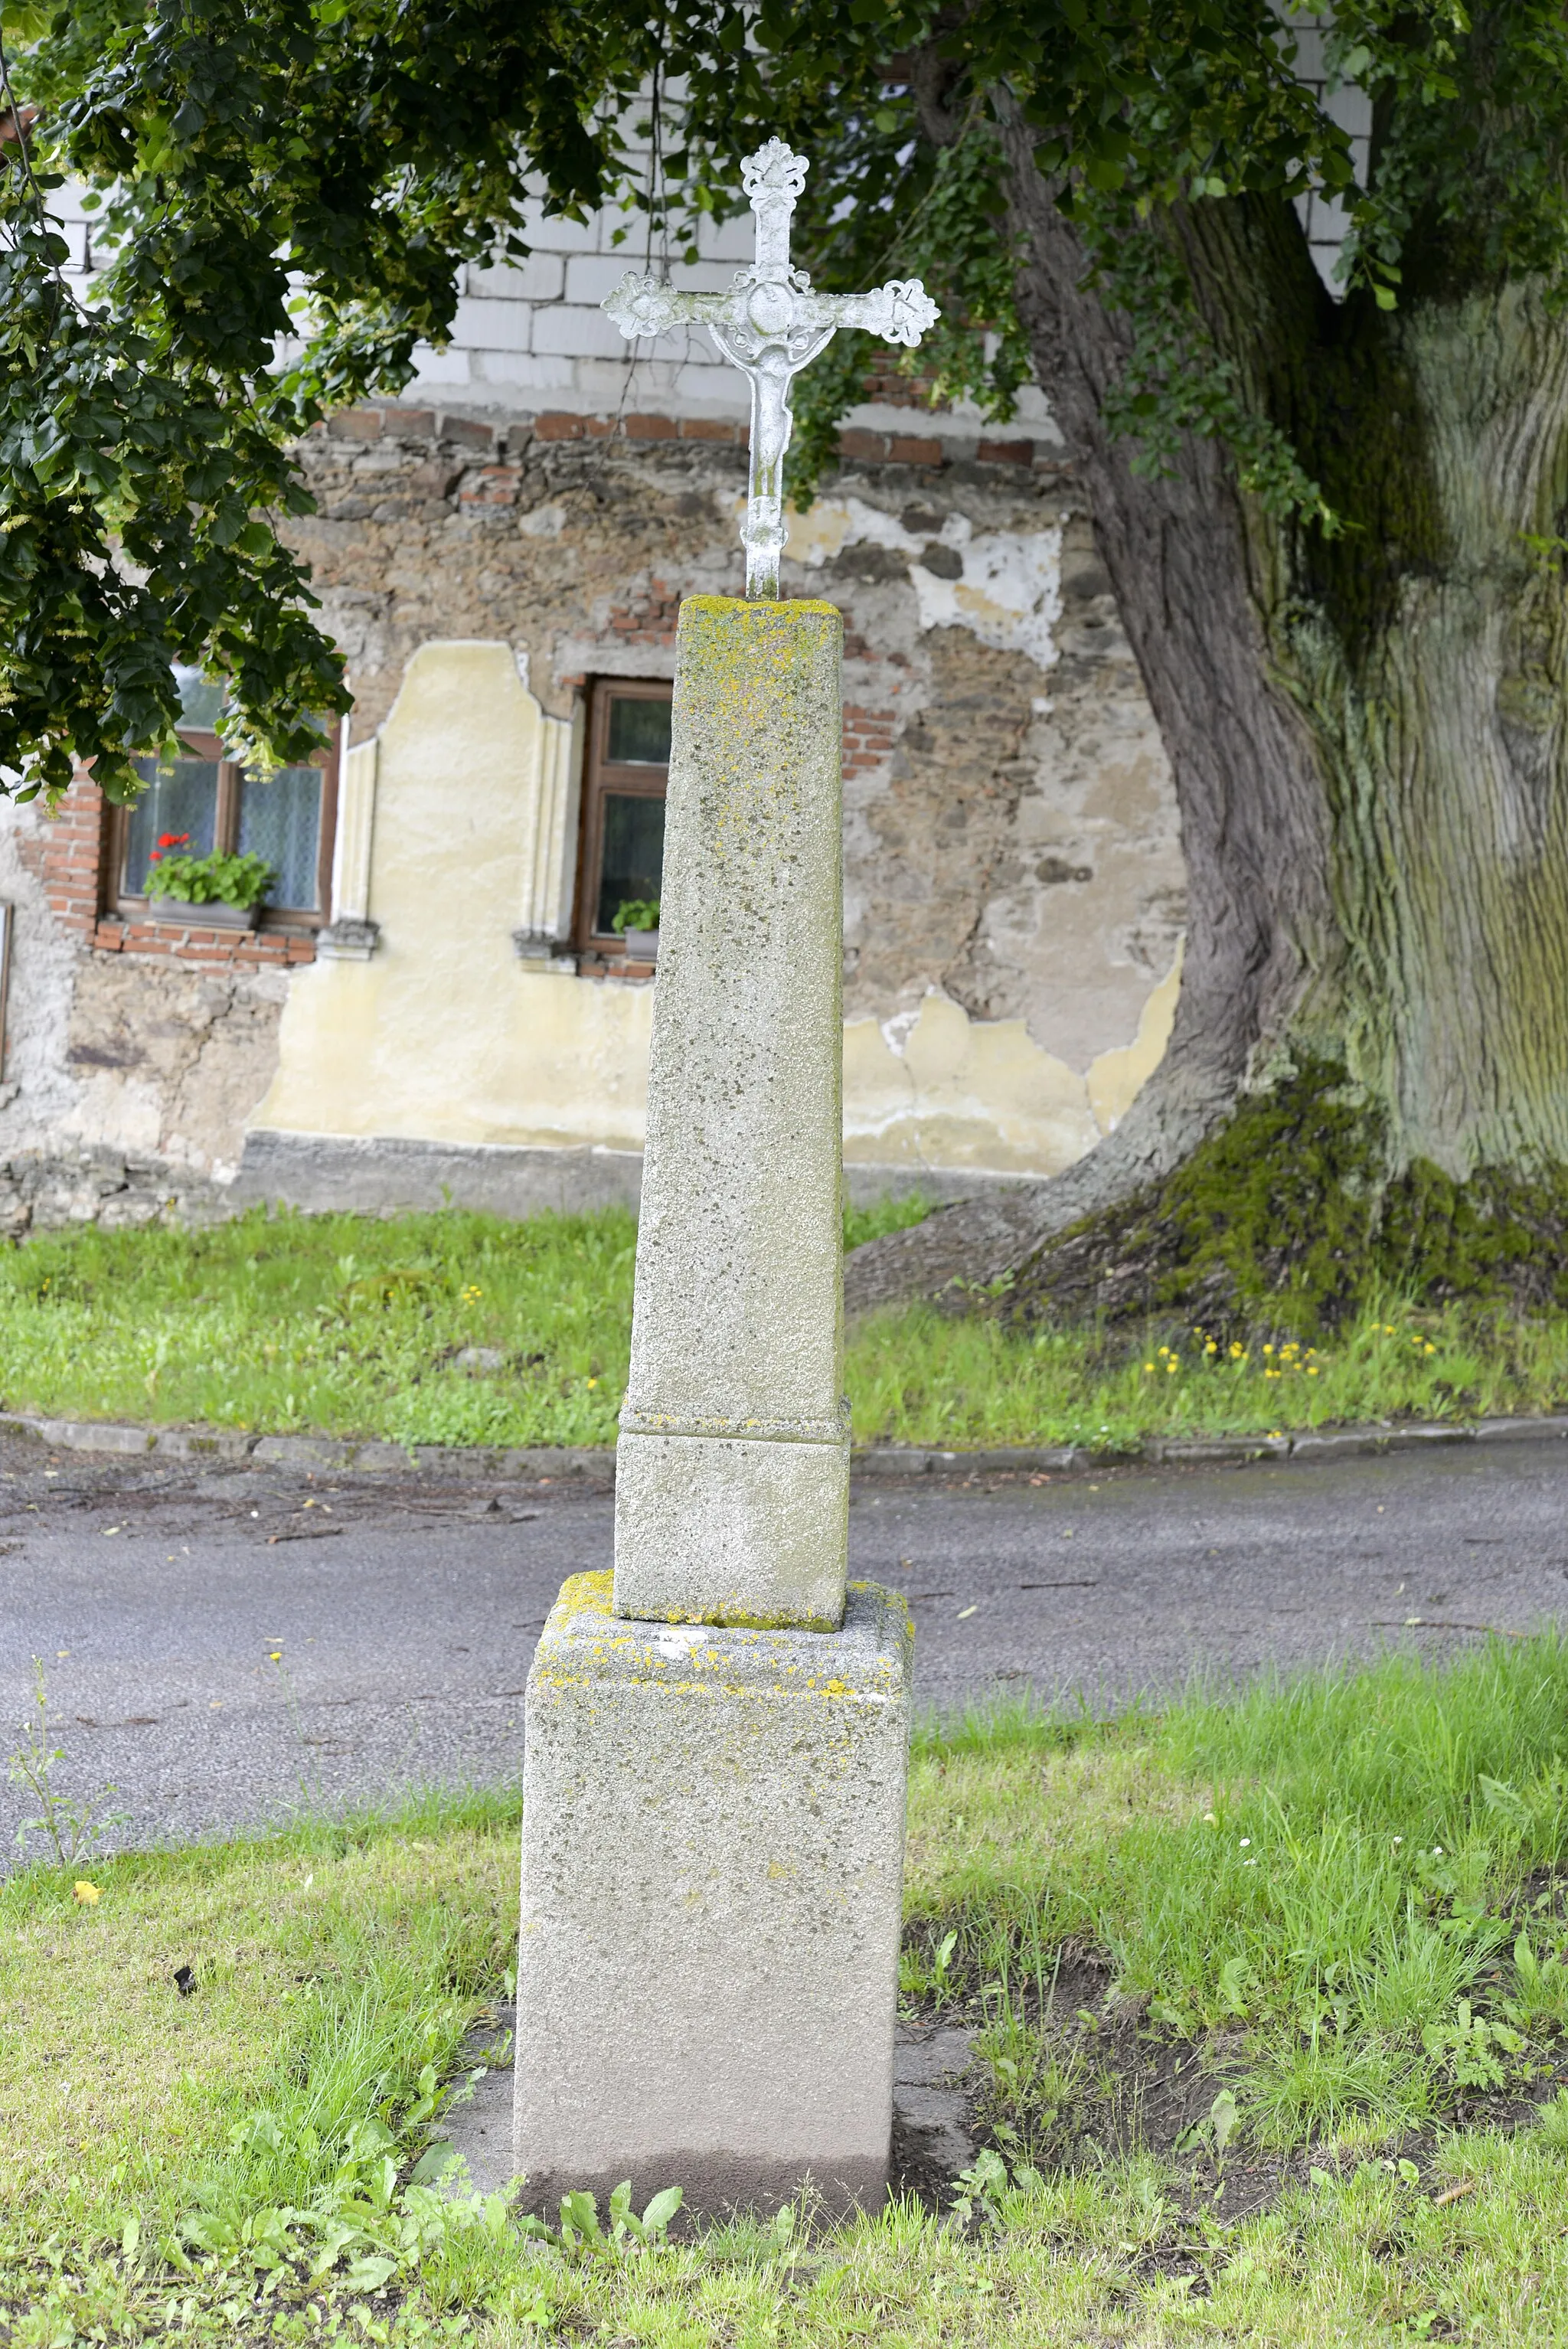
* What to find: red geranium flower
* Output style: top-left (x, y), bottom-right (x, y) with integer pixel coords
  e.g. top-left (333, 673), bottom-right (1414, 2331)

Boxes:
top-left (156, 832), bottom-right (189, 848)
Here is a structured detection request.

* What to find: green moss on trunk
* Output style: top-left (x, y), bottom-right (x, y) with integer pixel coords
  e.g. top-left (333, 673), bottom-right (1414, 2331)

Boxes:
top-left (1009, 1061), bottom-right (1568, 1338)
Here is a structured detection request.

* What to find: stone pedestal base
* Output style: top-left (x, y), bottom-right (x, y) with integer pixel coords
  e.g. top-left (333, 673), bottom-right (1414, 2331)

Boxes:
top-left (513, 1572), bottom-right (913, 2221)
top-left (614, 1426), bottom-right (849, 1629)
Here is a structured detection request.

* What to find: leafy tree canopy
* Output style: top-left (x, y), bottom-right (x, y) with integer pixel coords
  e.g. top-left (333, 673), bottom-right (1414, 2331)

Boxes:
top-left (3, 1), bottom-right (1566, 797)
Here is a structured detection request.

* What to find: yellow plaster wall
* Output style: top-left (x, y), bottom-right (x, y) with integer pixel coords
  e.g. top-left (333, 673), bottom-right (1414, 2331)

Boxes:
top-left (254, 641), bottom-right (655, 1152)
top-left (253, 641), bottom-right (1181, 1177)
top-left (841, 952), bottom-right (1180, 1177)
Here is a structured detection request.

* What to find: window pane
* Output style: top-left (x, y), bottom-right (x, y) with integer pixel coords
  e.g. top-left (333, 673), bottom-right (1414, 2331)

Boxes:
top-left (172, 666), bottom-right (227, 730)
top-left (123, 756), bottom-right (219, 893)
top-left (595, 792), bottom-right (665, 934)
top-left (606, 697), bottom-right (671, 765)
top-left (238, 766), bottom-right (323, 910)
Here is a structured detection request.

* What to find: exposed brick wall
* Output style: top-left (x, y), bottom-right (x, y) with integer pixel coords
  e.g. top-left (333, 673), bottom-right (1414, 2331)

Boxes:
top-left (19, 777), bottom-right (104, 939)
top-left (92, 917), bottom-right (316, 969)
top-left (842, 705), bottom-right (897, 780)
top-left (18, 775), bottom-right (317, 972)
top-left (320, 403), bottom-right (1056, 473)
top-left (607, 580), bottom-right (682, 649)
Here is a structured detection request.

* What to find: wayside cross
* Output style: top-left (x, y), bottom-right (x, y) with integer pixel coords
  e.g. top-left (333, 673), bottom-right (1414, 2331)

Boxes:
top-left (603, 138), bottom-right (939, 598)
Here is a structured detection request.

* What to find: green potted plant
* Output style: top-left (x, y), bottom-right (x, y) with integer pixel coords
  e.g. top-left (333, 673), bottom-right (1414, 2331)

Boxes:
top-left (142, 833), bottom-right (274, 929)
top-left (612, 897), bottom-right (661, 963)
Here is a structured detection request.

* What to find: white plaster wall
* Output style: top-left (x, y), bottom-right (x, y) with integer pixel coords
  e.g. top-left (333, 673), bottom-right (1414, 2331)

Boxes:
top-left (0, 802), bottom-right (84, 1145)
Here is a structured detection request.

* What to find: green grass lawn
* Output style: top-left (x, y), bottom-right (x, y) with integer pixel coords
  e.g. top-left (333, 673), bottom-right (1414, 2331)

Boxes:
top-left (9, 1636), bottom-right (1568, 2341)
top-left (0, 1202), bottom-right (1565, 1453)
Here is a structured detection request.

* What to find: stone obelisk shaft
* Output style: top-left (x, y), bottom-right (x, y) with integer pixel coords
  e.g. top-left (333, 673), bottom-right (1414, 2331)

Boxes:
top-left (613, 594), bottom-right (848, 1630)
top-left (515, 591), bottom-right (912, 2220)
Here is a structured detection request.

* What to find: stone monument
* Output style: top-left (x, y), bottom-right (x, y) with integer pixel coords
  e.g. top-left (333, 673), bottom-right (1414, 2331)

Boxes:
top-left (512, 139), bottom-right (939, 2222)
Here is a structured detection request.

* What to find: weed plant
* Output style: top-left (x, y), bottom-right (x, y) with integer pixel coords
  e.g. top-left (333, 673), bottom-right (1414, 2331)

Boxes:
top-left (9, 1639), bottom-right (1568, 2339)
top-left (0, 1201), bottom-right (1565, 1452)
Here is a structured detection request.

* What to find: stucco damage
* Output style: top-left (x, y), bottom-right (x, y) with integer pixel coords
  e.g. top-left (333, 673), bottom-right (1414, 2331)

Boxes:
top-left (0, 411), bottom-right (1188, 1217)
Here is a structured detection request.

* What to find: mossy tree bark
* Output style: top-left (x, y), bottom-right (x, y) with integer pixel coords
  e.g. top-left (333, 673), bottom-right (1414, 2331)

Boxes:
top-left (848, 134), bottom-right (1568, 1312)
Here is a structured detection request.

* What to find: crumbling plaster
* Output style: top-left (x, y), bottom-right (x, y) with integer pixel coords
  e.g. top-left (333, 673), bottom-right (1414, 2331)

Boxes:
top-left (0, 796), bottom-right (287, 1227)
top-left (0, 410), bottom-right (1188, 1217)
top-left (289, 417), bottom-right (1186, 1089)
top-left (0, 798), bottom-right (84, 1147)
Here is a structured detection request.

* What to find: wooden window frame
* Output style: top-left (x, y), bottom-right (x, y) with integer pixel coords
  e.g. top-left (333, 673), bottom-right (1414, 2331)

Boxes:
top-left (106, 724), bottom-right (341, 930)
top-left (573, 680), bottom-right (673, 959)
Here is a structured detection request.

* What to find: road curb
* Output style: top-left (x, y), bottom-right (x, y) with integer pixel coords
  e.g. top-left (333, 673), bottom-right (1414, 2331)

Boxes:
top-left (0, 1413), bottom-right (613, 1482)
top-left (2, 1409), bottom-right (1566, 1482)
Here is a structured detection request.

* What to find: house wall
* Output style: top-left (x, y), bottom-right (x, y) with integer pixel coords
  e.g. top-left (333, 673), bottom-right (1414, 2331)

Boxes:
top-left (0, 172), bottom-right (1190, 1230)
top-left (244, 400), bottom-right (1184, 1209)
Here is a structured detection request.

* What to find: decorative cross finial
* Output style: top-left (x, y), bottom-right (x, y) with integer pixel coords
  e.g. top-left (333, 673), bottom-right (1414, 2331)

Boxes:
top-left (604, 138), bottom-right (940, 598)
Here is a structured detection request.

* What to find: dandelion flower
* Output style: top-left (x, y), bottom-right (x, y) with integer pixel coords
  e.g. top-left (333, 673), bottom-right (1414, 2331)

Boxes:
top-left (73, 1880), bottom-right (100, 1906)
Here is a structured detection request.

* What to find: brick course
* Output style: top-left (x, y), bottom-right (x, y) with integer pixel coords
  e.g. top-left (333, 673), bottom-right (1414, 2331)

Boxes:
top-left (21, 776), bottom-right (105, 939)
top-left (320, 404), bottom-right (1044, 470)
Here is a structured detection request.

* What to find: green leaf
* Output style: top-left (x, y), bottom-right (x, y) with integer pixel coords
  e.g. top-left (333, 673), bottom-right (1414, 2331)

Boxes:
top-left (639, 2185), bottom-right (683, 2237)
top-left (559, 2188), bottom-right (602, 2244)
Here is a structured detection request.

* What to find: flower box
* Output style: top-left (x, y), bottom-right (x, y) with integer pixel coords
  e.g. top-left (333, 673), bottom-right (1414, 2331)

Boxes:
top-left (147, 897), bottom-right (262, 930)
top-left (622, 927), bottom-right (660, 962)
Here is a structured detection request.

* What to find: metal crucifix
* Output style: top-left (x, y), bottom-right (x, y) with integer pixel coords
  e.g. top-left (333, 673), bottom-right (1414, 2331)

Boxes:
top-left (603, 138), bottom-right (940, 598)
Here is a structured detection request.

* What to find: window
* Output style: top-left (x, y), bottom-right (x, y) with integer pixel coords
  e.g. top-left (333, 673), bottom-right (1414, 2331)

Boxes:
top-left (574, 681), bottom-right (672, 960)
top-left (108, 672), bottom-right (338, 926)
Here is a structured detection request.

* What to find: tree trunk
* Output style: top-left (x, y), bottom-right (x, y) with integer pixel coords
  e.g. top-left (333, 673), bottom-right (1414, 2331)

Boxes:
top-left (847, 135), bottom-right (1568, 1312)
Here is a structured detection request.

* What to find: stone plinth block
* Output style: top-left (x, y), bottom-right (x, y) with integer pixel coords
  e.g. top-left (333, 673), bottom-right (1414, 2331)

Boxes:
top-left (616, 596), bottom-right (848, 1630)
top-left (615, 1427), bottom-right (848, 1631)
top-left (513, 1570), bottom-right (913, 2221)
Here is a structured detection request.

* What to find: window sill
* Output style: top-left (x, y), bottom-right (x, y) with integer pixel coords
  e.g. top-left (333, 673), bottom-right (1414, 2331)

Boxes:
top-left (577, 950), bottom-right (658, 981)
top-left (93, 913), bottom-right (319, 965)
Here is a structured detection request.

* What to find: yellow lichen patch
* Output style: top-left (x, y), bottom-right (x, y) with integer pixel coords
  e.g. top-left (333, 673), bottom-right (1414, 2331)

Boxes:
top-left (679, 593), bottom-right (841, 624)
top-left (553, 1568), bottom-right (615, 1623)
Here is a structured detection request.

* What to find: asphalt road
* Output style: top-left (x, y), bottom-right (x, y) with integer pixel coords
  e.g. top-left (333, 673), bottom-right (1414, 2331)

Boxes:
top-left (4, 1429), bottom-right (1567, 1855)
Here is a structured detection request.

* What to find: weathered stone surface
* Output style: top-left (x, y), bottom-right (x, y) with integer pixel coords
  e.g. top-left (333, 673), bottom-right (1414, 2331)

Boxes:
top-left (0, 1145), bottom-right (227, 1238)
top-left (513, 1572), bottom-right (913, 2221)
top-left (613, 597), bottom-right (848, 1629)
top-left (615, 1430), bottom-right (850, 1631)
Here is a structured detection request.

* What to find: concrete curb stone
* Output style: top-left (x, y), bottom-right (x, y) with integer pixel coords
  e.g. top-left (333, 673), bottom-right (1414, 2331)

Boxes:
top-left (3, 1409), bottom-right (1567, 1481)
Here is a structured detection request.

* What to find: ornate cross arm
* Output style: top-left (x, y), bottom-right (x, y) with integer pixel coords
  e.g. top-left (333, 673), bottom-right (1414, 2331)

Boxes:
top-left (603, 275), bottom-right (938, 350)
top-left (603, 139), bottom-right (941, 597)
